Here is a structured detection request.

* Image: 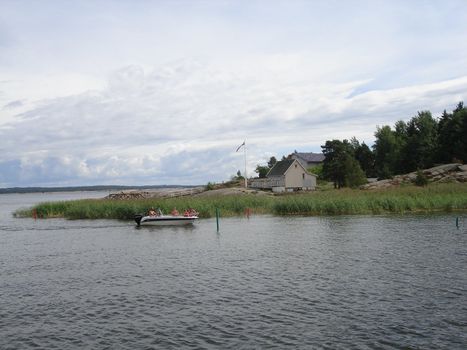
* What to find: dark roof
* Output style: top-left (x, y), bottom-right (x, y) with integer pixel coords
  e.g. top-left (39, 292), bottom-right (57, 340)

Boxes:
top-left (267, 159), bottom-right (295, 176)
top-left (293, 152), bottom-right (325, 163)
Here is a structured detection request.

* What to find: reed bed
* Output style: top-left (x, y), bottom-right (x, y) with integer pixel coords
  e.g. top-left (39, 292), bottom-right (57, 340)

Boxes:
top-left (15, 183), bottom-right (467, 220)
top-left (273, 184), bottom-right (467, 215)
top-left (16, 194), bottom-right (275, 220)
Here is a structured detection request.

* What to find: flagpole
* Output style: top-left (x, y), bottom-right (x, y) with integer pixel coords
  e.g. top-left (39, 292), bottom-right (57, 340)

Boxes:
top-left (235, 140), bottom-right (247, 188)
top-left (244, 141), bottom-right (247, 188)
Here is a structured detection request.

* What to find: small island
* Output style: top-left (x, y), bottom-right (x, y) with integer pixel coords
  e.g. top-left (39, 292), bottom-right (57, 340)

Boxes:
top-left (15, 102), bottom-right (467, 220)
top-left (15, 175), bottom-right (467, 220)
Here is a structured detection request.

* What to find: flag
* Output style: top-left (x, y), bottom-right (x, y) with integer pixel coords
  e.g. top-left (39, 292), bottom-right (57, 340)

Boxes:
top-left (236, 141), bottom-right (245, 152)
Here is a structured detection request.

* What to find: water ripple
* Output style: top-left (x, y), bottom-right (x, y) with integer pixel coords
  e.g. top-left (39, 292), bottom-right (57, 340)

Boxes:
top-left (1, 214), bottom-right (466, 349)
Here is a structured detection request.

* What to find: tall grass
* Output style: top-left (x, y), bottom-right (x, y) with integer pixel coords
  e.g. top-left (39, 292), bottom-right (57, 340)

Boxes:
top-left (15, 183), bottom-right (467, 219)
top-left (273, 184), bottom-right (467, 215)
top-left (17, 194), bottom-right (275, 220)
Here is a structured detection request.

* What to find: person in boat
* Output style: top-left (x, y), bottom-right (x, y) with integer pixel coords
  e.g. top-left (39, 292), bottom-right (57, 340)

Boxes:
top-left (171, 208), bottom-right (179, 216)
top-left (148, 208), bottom-right (157, 216)
top-left (183, 208), bottom-right (199, 217)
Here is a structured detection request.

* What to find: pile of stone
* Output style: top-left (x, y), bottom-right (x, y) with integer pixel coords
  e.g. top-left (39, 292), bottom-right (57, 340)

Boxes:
top-left (106, 191), bottom-right (151, 200)
top-left (105, 187), bottom-right (206, 200)
top-left (361, 163), bottom-right (467, 190)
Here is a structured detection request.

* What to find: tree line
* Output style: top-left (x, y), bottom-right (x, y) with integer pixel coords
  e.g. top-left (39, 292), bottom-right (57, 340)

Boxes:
top-left (322, 102), bottom-right (467, 188)
top-left (255, 102), bottom-right (466, 189)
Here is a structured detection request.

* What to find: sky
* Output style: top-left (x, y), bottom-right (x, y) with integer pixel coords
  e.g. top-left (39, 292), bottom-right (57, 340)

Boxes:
top-left (1, 0), bottom-right (467, 187)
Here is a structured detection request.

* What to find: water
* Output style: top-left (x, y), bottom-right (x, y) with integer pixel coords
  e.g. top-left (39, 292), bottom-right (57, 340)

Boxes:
top-left (1, 193), bottom-right (466, 349)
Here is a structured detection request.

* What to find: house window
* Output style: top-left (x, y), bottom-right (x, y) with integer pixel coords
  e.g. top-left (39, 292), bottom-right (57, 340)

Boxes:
top-left (302, 173), bottom-right (305, 179)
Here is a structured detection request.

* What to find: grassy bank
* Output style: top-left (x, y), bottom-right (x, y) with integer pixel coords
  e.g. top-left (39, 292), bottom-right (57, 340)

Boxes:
top-left (274, 183), bottom-right (467, 215)
top-left (15, 194), bottom-right (275, 220)
top-left (15, 183), bottom-right (467, 220)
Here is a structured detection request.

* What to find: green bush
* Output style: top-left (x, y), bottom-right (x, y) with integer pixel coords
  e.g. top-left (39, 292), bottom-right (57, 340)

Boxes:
top-left (308, 164), bottom-right (323, 178)
top-left (414, 170), bottom-right (429, 186)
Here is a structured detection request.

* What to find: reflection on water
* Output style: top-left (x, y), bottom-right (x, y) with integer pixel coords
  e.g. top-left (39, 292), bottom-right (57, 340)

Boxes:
top-left (0, 193), bottom-right (466, 349)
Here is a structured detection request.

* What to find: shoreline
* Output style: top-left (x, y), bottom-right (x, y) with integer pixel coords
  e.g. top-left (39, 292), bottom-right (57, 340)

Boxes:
top-left (14, 183), bottom-right (467, 220)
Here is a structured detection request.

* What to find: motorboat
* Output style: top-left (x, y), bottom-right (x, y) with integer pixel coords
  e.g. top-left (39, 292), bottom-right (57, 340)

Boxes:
top-left (134, 212), bottom-right (198, 226)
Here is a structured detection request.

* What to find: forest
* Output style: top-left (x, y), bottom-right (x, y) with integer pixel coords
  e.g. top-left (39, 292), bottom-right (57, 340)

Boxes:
top-left (320, 102), bottom-right (467, 188)
top-left (255, 102), bottom-right (467, 189)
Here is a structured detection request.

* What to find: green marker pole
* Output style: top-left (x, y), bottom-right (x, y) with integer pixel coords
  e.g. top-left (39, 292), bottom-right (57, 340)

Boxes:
top-left (216, 208), bottom-right (220, 232)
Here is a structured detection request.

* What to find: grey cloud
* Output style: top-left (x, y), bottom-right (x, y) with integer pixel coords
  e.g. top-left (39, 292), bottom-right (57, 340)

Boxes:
top-left (0, 157), bottom-right (82, 187)
top-left (0, 159), bottom-right (21, 187)
top-left (1, 61), bottom-right (467, 187)
top-left (157, 147), bottom-right (238, 184)
top-left (0, 147), bottom-right (237, 187)
top-left (2, 99), bottom-right (24, 109)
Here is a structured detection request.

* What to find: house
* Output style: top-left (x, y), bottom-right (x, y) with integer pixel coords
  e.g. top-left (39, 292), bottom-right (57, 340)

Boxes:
top-left (249, 159), bottom-right (317, 192)
top-left (291, 151), bottom-right (325, 169)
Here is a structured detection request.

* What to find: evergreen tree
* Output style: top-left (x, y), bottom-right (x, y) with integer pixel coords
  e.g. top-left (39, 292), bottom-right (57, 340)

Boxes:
top-left (355, 142), bottom-right (375, 177)
top-left (255, 165), bottom-right (269, 178)
top-left (322, 140), bottom-right (347, 188)
top-left (459, 103), bottom-right (467, 162)
top-left (255, 156), bottom-right (278, 178)
top-left (323, 102), bottom-right (465, 183)
top-left (438, 102), bottom-right (467, 163)
top-left (436, 109), bottom-right (452, 163)
top-left (401, 111), bottom-right (438, 171)
top-left (267, 156), bottom-right (277, 168)
top-left (322, 139), bottom-right (366, 188)
top-left (373, 125), bottom-right (399, 179)
top-left (343, 154), bottom-right (367, 188)
top-left (393, 120), bottom-right (408, 174)
top-left (349, 136), bottom-right (360, 155)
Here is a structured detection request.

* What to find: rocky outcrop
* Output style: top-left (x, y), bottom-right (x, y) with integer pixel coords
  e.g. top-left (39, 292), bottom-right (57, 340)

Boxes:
top-left (361, 164), bottom-right (467, 190)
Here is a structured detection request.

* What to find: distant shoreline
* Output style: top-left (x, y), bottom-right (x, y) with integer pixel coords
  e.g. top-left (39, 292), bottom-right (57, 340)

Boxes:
top-left (0, 185), bottom-right (198, 195)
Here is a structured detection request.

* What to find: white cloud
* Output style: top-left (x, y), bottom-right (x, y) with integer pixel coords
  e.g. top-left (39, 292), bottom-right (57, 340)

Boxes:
top-left (1, 1), bottom-right (467, 186)
top-left (1, 58), bottom-right (466, 186)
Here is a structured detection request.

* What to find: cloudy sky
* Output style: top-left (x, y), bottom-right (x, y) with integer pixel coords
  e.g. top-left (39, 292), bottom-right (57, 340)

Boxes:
top-left (1, 0), bottom-right (466, 187)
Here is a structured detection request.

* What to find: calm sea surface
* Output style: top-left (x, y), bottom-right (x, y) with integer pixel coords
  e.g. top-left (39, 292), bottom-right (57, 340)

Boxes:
top-left (1, 192), bottom-right (466, 349)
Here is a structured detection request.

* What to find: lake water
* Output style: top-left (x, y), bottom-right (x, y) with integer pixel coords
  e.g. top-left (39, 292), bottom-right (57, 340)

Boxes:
top-left (1, 192), bottom-right (466, 349)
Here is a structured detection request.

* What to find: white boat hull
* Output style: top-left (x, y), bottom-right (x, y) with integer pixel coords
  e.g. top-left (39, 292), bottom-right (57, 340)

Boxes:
top-left (135, 214), bottom-right (197, 226)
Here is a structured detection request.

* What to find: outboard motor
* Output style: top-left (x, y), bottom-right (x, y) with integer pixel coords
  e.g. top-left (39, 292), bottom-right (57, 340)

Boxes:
top-left (134, 214), bottom-right (143, 226)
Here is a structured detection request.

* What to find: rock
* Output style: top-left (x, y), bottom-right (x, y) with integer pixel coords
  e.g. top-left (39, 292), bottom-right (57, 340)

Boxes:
top-left (105, 187), bottom-right (206, 200)
top-left (430, 163), bottom-right (461, 173)
top-left (107, 191), bottom-right (149, 200)
top-left (361, 163), bottom-right (466, 189)
top-left (454, 171), bottom-right (467, 182)
top-left (435, 176), bottom-right (458, 183)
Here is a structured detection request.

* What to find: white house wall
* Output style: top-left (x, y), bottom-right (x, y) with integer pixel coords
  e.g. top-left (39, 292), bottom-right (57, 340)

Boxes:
top-left (249, 159), bottom-right (317, 191)
top-left (303, 175), bottom-right (316, 188)
top-left (285, 161), bottom-right (307, 188)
